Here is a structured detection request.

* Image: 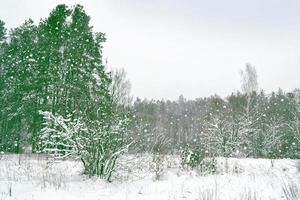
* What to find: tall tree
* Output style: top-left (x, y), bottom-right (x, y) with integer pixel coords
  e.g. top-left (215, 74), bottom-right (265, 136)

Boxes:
top-left (37, 4), bottom-right (132, 180)
top-left (110, 68), bottom-right (132, 109)
top-left (0, 19), bottom-right (7, 151)
top-left (0, 19), bottom-right (39, 152)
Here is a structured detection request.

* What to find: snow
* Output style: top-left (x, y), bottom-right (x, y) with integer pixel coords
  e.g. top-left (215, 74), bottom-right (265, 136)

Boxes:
top-left (0, 154), bottom-right (299, 200)
top-left (65, 16), bottom-right (72, 27)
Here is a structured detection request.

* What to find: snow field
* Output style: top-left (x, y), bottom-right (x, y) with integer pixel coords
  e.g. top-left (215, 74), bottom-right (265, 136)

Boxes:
top-left (0, 154), bottom-right (299, 200)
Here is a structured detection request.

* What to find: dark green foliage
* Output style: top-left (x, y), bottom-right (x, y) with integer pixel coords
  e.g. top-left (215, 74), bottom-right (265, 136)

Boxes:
top-left (0, 5), bottom-right (112, 154)
top-left (0, 4), bottom-right (133, 180)
top-left (181, 146), bottom-right (204, 169)
top-left (0, 19), bottom-right (39, 152)
top-left (0, 20), bottom-right (5, 43)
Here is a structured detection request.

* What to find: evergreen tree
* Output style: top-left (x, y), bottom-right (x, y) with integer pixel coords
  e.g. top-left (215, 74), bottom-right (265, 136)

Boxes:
top-left (0, 19), bottom-right (7, 151)
top-left (0, 20), bottom-right (38, 152)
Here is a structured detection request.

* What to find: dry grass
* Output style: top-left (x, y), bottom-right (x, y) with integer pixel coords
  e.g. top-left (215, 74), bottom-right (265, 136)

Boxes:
top-left (281, 181), bottom-right (300, 200)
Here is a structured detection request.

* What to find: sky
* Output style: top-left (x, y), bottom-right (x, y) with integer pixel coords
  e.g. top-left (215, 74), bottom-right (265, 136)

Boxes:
top-left (0, 0), bottom-right (300, 100)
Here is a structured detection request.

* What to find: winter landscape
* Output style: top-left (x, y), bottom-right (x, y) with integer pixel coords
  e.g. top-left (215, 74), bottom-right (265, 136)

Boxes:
top-left (0, 1), bottom-right (300, 200)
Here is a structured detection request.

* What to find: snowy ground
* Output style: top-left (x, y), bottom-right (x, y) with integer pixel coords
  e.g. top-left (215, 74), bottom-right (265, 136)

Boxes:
top-left (0, 154), bottom-right (299, 200)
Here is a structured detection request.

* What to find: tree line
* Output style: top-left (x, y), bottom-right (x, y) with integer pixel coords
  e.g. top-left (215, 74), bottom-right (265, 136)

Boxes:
top-left (131, 66), bottom-right (300, 159)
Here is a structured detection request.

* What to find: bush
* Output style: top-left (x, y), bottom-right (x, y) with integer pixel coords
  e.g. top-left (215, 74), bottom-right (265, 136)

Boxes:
top-left (181, 146), bottom-right (204, 169)
top-left (150, 134), bottom-right (170, 181)
top-left (38, 111), bottom-right (132, 182)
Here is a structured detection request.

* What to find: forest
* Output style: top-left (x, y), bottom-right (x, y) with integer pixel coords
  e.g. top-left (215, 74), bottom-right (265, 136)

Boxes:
top-left (131, 86), bottom-right (300, 159)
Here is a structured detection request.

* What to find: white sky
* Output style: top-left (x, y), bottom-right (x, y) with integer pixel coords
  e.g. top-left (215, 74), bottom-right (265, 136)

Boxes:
top-left (1, 0), bottom-right (300, 100)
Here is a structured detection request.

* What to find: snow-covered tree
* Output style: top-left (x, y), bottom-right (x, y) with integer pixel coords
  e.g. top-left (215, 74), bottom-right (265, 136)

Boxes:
top-left (286, 89), bottom-right (300, 147)
top-left (0, 19), bottom-right (39, 152)
top-left (39, 111), bottom-right (132, 181)
top-left (205, 112), bottom-right (232, 156)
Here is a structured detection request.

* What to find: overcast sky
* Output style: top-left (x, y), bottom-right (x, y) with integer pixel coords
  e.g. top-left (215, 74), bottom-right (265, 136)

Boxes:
top-left (1, 0), bottom-right (300, 100)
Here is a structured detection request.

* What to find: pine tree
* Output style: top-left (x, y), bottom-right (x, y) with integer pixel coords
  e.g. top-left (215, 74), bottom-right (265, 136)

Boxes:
top-left (38, 4), bottom-right (111, 123)
top-left (0, 19), bottom-right (7, 151)
top-left (0, 20), bottom-right (39, 152)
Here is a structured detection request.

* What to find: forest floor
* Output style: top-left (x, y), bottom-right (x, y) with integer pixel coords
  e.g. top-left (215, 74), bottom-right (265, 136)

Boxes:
top-left (0, 154), bottom-right (299, 200)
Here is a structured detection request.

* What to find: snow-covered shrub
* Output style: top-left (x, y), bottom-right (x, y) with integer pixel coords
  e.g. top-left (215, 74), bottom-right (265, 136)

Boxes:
top-left (38, 111), bottom-right (132, 182)
top-left (199, 157), bottom-right (217, 174)
top-left (150, 134), bottom-right (169, 180)
top-left (232, 162), bottom-right (244, 174)
top-left (180, 147), bottom-right (204, 169)
top-left (152, 153), bottom-right (164, 180)
top-left (180, 146), bottom-right (218, 174)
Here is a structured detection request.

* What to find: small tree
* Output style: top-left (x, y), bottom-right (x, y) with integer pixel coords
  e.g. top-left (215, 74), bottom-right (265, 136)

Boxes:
top-left (150, 133), bottom-right (170, 180)
top-left (38, 111), bottom-right (132, 182)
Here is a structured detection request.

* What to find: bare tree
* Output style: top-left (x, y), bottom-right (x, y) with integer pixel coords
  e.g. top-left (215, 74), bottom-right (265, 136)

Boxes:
top-left (240, 63), bottom-right (258, 117)
top-left (240, 63), bottom-right (258, 96)
top-left (110, 68), bottom-right (132, 107)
